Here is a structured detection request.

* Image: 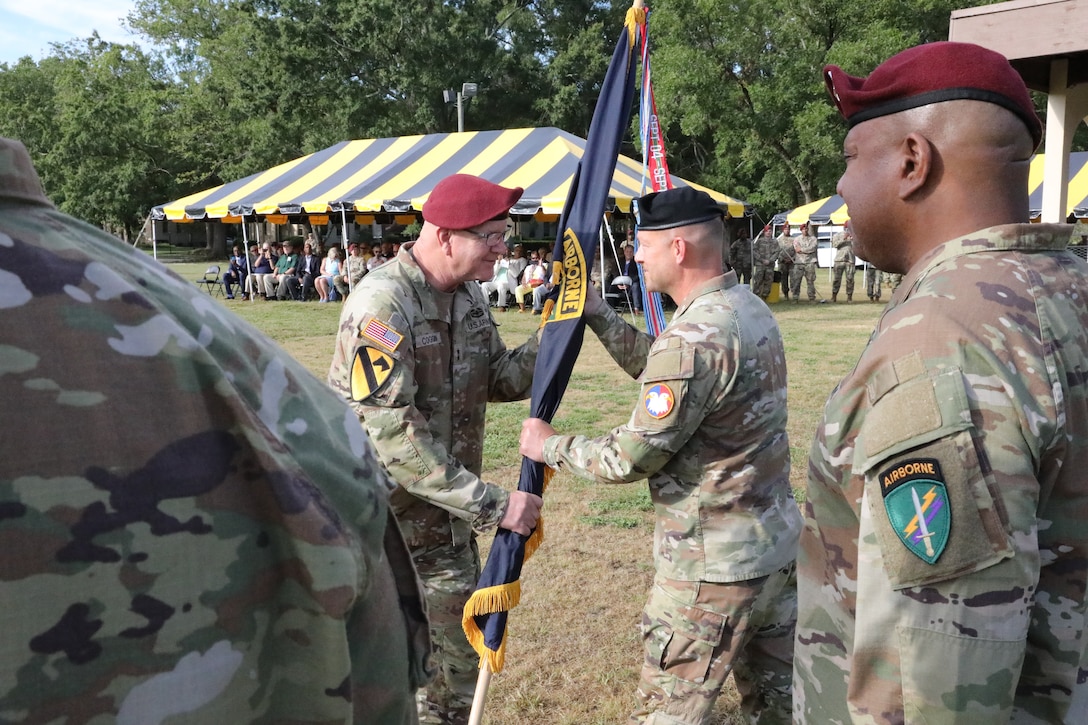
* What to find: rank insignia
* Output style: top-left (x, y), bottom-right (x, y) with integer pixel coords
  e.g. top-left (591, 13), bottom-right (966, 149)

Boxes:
top-left (879, 458), bottom-right (950, 564)
top-left (351, 346), bottom-right (394, 401)
top-left (643, 383), bottom-right (675, 419)
top-left (360, 317), bottom-right (403, 352)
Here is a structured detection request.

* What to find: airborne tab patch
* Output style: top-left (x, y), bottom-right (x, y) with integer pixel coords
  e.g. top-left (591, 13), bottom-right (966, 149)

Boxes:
top-left (879, 458), bottom-right (950, 564)
top-left (643, 383), bottom-right (675, 419)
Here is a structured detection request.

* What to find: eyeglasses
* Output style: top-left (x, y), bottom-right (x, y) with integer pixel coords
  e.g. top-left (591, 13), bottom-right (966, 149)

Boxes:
top-left (458, 228), bottom-right (507, 246)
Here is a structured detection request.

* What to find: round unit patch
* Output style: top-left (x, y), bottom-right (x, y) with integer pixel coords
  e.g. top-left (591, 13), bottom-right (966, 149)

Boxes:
top-left (643, 383), bottom-right (675, 419)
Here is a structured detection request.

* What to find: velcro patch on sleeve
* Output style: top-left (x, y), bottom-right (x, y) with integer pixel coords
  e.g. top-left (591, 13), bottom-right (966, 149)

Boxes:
top-left (359, 315), bottom-right (404, 352)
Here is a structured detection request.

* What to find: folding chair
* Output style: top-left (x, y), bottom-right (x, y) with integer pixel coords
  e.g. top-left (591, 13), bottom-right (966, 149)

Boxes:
top-left (196, 265), bottom-right (224, 297)
top-left (609, 275), bottom-right (637, 313)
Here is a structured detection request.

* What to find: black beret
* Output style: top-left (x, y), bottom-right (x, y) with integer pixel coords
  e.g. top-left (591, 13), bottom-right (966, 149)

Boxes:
top-left (635, 187), bottom-right (724, 231)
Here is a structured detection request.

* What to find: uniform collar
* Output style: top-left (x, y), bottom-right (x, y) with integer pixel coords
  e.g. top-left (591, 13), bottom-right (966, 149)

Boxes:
top-left (888, 223), bottom-right (1075, 308)
top-left (675, 271), bottom-right (738, 315)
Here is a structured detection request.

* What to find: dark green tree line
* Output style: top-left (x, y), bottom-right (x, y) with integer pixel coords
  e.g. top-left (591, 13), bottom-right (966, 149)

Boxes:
top-left (0, 0), bottom-right (1056, 236)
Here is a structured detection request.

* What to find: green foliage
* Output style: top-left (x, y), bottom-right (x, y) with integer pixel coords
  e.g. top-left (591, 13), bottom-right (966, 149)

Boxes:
top-left (0, 0), bottom-right (1064, 235)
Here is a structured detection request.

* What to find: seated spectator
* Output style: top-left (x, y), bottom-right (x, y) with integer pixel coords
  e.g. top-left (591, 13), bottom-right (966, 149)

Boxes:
top-left (513, 251), bottom-right (547, 313)
top-left (479, 250), bottom-right (515, 311)
top-left (287, 240), bottom-right (322, 301)
top-left (367, 242), bottom-right (389, 272)
top-left (315, 247), bottom-right (343, 303)
top-left (264, 239), bottom-right (301, 300)
top-left (610, 243), bottom-right (642, 313)
top-left (245, 243), bottom-right (276, 300)
top-left (531, 261), bottom-right (555, 315)
top-left (222, 244), bottom-right (248, 300)
top-left (334, 243), bottom-right (367, 299)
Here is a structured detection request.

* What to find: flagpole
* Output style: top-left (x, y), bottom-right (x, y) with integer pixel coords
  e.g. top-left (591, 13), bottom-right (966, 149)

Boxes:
top-left (463, 3), bottom-right (644, 723)
top-left (468, 662), bottom-right (493, 725)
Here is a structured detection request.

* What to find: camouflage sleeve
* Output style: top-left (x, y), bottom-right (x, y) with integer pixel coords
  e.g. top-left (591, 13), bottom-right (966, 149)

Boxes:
top-left (331, 308), bottom-right (511, 532)
top-left (799, 300), bottom-right (1064, 721)
top-left (584, 301), bottom-right (652, 378)
top-left (486, 302), bottom-right (541, 402)
top-left (542, 336), bottom-right (704, 483)
top-left (0, 169), bottom-right (427, 722)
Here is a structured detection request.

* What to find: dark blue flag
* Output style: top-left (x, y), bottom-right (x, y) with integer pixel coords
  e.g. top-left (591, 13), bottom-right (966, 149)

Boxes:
top-left (462, 5), bottom-right (644, 675)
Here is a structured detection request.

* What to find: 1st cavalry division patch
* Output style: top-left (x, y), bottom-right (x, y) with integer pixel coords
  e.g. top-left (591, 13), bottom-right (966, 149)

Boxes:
top-left (879, 458), bottom-right (951, 564)
top-left (351, 347), bottom-right (394, 401)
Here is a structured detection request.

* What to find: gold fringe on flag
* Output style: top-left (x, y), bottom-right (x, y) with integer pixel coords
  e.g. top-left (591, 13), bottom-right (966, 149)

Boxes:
top-left (462, 579), bottom-right (522, 672)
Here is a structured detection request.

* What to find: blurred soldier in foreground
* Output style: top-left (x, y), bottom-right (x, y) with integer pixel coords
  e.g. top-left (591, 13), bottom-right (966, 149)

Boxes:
top-left (795, 42), bottom-right (1088, 722)
top-left (0, 137), bottom-right (429, 722)
top-left (521, 187), bottom-right (801, 724)
top-left (830, 221), bottom-right (856, 302)
top-left (329, 173), bottom-right (570, 724)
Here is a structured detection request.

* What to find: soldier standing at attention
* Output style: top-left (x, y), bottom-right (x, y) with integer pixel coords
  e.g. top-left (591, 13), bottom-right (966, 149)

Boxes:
top-left (0, 136), bottom-right (430, 723)
top-left (790, 222), bottom-right (819, 303)
top-left (750, 224), bottom-right (779, 300)
top-left (830, 221), bottom-right (856, 302)
top-left (729, 226), bottom-right (753, 284)
top-left (864, 262), bottom-right (884, 302)
top-left (521, 187), bottom-right (801, 724)
top-left (795, 42), bottom-right (1088, 722)
top-left (776, 223), bottom-right (795, 301)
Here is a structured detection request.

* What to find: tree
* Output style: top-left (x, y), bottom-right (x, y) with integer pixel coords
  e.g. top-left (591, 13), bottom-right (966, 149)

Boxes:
top-left (644, 0), bottom-right (977, 215)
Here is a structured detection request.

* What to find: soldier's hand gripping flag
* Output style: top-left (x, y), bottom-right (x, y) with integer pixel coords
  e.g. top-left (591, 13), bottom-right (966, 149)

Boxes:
top-left (461, 0), bottom-right (645, 715)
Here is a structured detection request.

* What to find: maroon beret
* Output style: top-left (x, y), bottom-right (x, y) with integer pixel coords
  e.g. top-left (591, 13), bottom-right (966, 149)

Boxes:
top-left (824, 42), bottom-right (1042, 148)
top-left (421, 174), bottom-right (523, 229)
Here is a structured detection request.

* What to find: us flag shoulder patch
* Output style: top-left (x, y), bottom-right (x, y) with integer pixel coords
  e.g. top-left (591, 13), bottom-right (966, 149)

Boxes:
top-left (360, 317), bottom-right (404, 351)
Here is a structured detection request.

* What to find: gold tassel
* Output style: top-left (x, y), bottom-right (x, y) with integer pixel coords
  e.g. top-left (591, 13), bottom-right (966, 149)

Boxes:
top-left (461, 580), bottom-right (523, 674)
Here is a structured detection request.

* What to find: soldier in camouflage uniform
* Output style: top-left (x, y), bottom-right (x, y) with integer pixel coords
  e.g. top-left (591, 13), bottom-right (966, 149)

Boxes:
top-left (830, 222), bottom-right (856, 302)
top-left (864, 263), bottom-right (883, 302)
top-left (521, 187), bottom-right (802, 724)
top-left (885, 271), bottom-right (904, 292)
top-left (0, 137), bottom-right (430, 723)
top-left (728, 227), bottom-right (753, 284)
top-left (796, 42), bottom-right (1088, 722)
top-left (750, 224), bottom-right (779, 300)
top-left (790, 222), bottom-right (819, 303)
top-left (776, 224), bottom-right (795, 301)
top-left (328, 173), bottom-right (624, 724)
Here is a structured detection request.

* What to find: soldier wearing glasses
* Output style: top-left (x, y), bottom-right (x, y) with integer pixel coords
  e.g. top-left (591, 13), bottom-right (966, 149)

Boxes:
top-left (327, 174), bottom-right (552, 724)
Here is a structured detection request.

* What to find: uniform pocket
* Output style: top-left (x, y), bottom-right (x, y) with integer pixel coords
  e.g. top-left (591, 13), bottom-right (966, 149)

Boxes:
top-left (642, 596), bottom-right (726, 685)
top-left (898, 625), bottom-right (1021, 720)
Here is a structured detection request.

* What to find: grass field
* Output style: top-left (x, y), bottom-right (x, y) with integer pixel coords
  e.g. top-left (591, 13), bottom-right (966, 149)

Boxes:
top-left (171, 259), bottom-right (884, 723)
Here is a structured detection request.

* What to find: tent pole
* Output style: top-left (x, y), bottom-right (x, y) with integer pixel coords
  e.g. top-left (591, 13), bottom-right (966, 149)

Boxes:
top-left (240, 217), bottom-right (254, 301)
top-left (341, 208), bottom-right (351, 295)
top-left (151, 216), bottom-right (158, 261)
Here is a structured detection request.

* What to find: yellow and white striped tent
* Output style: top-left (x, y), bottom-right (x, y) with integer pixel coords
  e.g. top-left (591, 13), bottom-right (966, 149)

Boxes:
top-left (781, 151), bottom-right (1088, 226)
top-left (153, 127), bottom-right (749, 223)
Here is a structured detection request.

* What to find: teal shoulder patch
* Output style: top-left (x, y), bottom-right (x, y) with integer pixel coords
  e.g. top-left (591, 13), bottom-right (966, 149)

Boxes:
top-left (879, 458), bottom-right (950, 564)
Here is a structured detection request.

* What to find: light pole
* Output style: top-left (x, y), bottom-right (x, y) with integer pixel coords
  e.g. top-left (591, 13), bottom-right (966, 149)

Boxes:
top-left (443, 82), bottom-right (478, 132)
